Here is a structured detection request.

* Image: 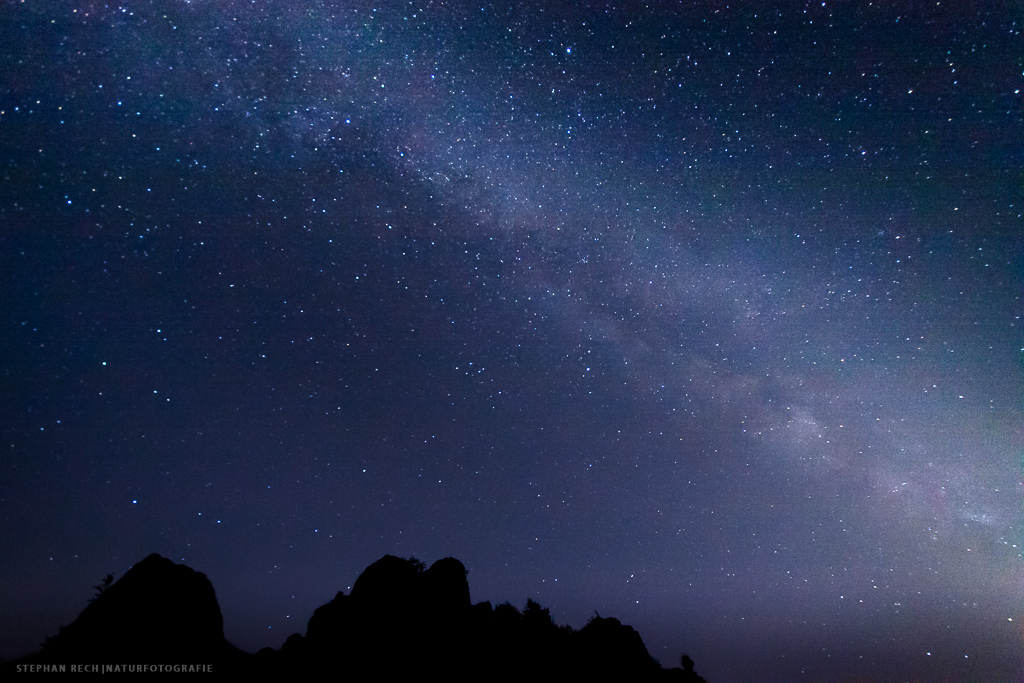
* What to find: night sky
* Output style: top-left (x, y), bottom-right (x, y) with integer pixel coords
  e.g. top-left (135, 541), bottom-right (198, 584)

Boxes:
top-left (1, 1), bottom-right (1021, 680)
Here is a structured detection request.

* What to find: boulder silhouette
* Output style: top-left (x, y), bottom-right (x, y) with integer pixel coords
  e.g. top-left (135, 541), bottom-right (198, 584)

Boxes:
top-left (575, 615), bottom-right (662, 677)
top-left (29, 553), bottom-right (240, 665)
top-left (288, 555), bottom-right (474, 676)
top-left (350, 554), bottom-right (424, 608)
top-left (423, 556), bottom-right (471, 615)
top-left (675, 653), bottom-right (709, 682)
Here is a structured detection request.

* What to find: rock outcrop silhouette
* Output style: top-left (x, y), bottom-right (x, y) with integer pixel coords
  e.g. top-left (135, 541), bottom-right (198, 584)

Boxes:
top-left (9, 553), bottom-right (707, 681)
top-left (17, 553), bottom-right (244, 668)
top-left (575, 615), bottom-right (662, 676)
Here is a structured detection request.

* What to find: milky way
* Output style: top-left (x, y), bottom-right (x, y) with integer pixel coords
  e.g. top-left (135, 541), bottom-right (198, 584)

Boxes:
top-left (2, 2), bottom-right (1021, 680)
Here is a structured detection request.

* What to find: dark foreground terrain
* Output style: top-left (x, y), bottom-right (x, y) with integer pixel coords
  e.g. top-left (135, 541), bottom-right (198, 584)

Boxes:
top-left (7, 554), bottom-right (707, 680)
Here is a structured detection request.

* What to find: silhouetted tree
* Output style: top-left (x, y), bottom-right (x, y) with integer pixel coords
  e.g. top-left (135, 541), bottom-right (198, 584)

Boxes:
top-left (522, 598), bottom-right (554, 629)
top-left (493, 601), bottom-right (522, 629)
top-left (89, 574), bottom-right (114, 602)
top-left (39, 626), bottom-right (66, 652)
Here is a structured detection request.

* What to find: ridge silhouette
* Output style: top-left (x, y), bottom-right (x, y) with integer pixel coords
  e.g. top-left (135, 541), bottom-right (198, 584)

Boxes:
top-left (7, 553), bottom-right (707, 681)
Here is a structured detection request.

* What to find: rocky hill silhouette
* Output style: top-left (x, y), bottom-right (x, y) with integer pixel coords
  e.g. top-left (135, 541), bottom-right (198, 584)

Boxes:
top-left (7, 554), bottom-right (706, 681)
